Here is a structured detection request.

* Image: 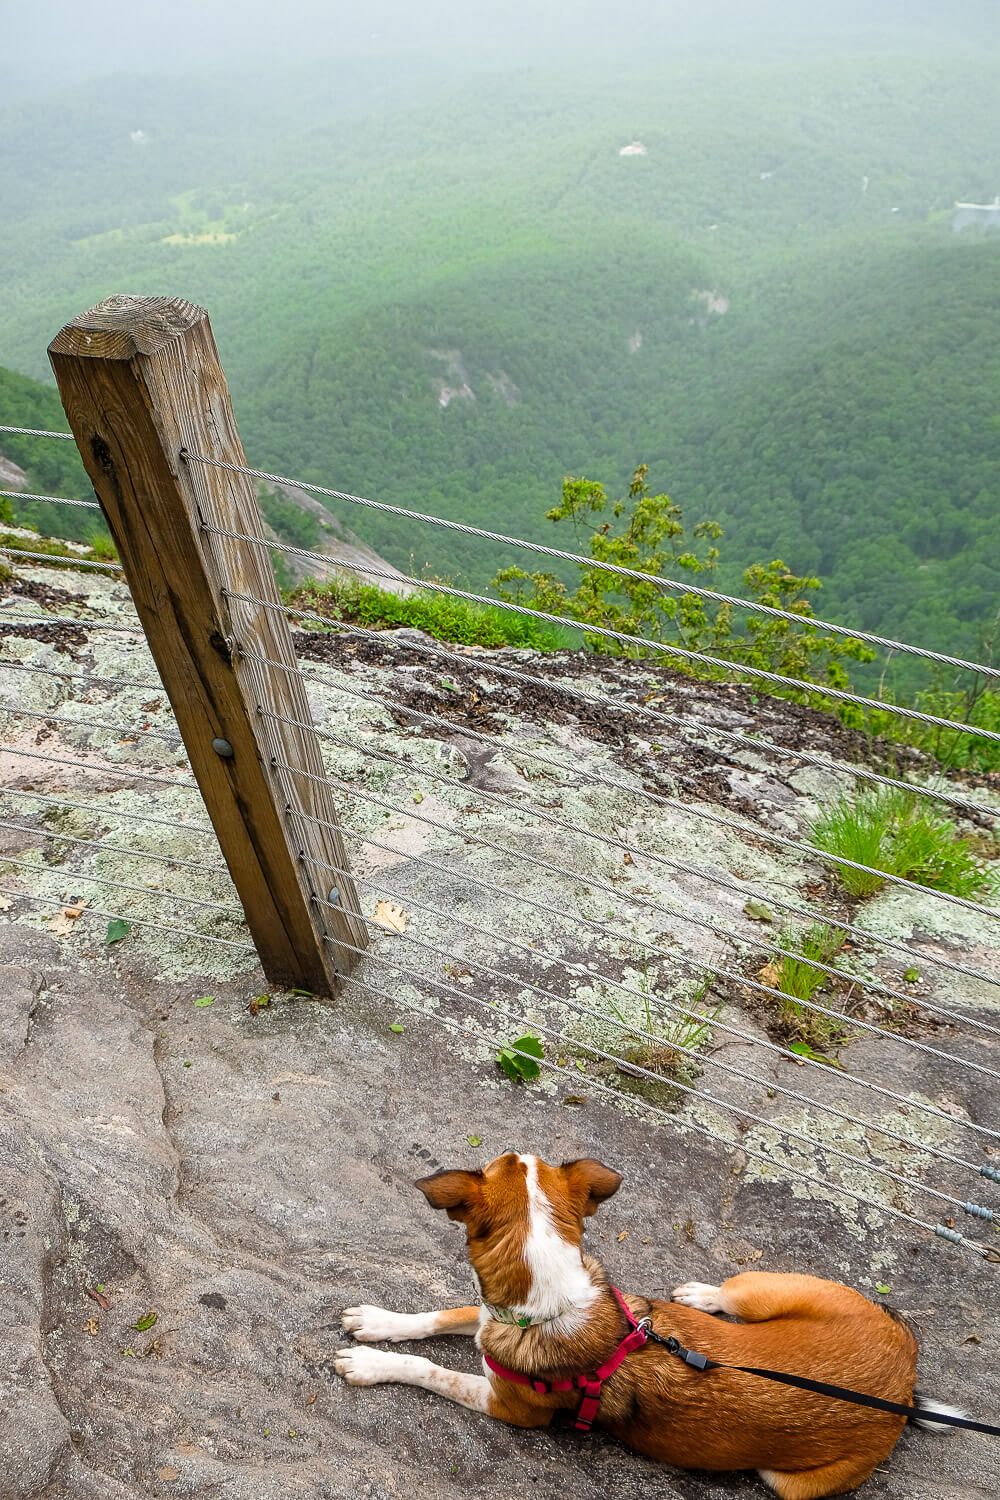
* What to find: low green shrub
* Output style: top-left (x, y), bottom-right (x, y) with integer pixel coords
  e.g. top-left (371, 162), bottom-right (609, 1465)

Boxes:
top-left (289, 577), bottom-right (575, 651)
top-left (0, 528), bottom-right (117, 571)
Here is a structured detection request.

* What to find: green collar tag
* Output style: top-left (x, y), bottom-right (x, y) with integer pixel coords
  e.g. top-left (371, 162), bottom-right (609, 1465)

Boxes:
top-left (484, 1303), bottom-right (572, 1328)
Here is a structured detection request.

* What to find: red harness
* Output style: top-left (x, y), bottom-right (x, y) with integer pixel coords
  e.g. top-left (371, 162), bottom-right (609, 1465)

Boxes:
top-left (482, 1286), bottom-right (649, 1432)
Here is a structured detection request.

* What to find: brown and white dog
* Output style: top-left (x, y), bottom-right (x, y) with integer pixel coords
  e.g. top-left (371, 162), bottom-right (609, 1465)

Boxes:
top-left (334, 1153), bottom-right (955, 1499)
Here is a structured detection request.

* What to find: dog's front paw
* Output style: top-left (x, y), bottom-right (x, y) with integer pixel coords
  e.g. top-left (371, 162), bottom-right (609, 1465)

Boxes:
top-left (342, 1305), bottom-right (404, 1342)
top-left (672, 1281), bottom-right (726, 1314)
top-left (334, 1346), bottom-right (416, 1386)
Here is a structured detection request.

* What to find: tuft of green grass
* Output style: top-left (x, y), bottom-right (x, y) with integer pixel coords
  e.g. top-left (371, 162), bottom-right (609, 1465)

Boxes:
top-left (602, 970), bottom-right (719, 1094)
top-left (759, 923), bottom-right (848, 1061)
top-left (772, 923), bottom-right (847, 1008)
top-left (810, 788), bottom-right (996, 901)
top-left (288, 577), bottom-right (575, 652)
top-left (86, 531), bottom-right (119, 562)
top-left (0, 528), bottom-right (117, 572)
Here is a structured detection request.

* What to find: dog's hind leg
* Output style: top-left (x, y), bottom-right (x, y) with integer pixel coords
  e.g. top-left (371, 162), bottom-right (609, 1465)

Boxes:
top-left (675, 1272), bottom-right (854, 1322)
top-left (759, 1456), bottom-right (876, 1499)
top-left (341, 1304), bottom-right (479, 1343)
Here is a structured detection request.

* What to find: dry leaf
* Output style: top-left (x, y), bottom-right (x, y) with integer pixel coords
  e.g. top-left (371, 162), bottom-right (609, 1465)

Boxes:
top-left (48, 901), bottom-right (87, 937)
top-left (86, 1286), bottom-right (112, 1310)
top-left (617, 1229), bottom-right (629, 1242)
top-left (158, 1467), bottom-right (179, 1482)
top-left (83, 1317), bottom-right (100, 1336)
top-left (758, 961), bottom-right (780, 989)
top-left (306, 1393), bottom-right (318, 1406)
top-left (373, 899), bottom-right (409, 934)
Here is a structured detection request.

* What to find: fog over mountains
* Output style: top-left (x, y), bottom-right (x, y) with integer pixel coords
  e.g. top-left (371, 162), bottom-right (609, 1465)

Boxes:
top-left (8, 0), bottom-right (1000, 84)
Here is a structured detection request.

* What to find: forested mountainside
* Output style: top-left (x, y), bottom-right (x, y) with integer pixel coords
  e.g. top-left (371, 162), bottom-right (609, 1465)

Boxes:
top-left (0, 367), bottom-right (86, 523)
top-left (2, 41), bottom-right (998, 676)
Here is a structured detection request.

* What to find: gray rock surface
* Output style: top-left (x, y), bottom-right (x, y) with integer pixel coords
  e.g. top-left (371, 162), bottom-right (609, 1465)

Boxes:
top-left (1, 557), bottom-right (999, 1498)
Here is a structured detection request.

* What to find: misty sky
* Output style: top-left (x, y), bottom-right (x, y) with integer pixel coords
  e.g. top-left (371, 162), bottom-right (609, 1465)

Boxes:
top-left (6, 0), bottom-right (999, 85)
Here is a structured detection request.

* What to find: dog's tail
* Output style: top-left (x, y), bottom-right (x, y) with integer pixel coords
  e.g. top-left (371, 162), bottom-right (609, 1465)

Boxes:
top-left (910, 1391), bottom-right (969, 1433)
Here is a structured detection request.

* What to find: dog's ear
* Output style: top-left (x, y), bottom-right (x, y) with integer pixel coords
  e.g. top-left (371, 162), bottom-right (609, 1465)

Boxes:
top-left (561, 1158), bottom-right (623, 1216)
top-left (415, 1168), bottom-right (484, 1222)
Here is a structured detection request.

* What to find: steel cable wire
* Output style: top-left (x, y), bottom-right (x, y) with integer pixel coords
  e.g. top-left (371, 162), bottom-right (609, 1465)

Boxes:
top-left (321, 932), bottom-right (993, 1259)
top-left (0, 546), bottom-right (122, 574)
top-left (266, 708), bottom-right (1000, 996)
top-left (245, 624), bottom-right (1000, 912)
top-left (2, 704), bottom-right (184, 747)
top-left (0, 816), bottom-right (227, 876)
top-left (304, 848), bottom-right (995, 1183)
top-left (183, 450), bottom-right (1000, 682)
top-left (2, 743), bottom-right (199, 790)
top-left (0, 854), bottom-right (243, 920)
top-left (246, 593), bottom-right (1000, 827)
top-left (201, 522), bottom-right (1000, 742)
top-left (283, 762), bottom-right (1000, 1128)
top-left (0, 659), bottom-right (163, 695)
top-left (308, 817), bottom-right (1000, 1158)
top-left (0, 612), bottom-right (144, 634)
top-left (1, 885), bottom-right (254, 952)
top-left (312, 884), bottom-right (993, 1222)
top-left (283, 753), bottom-right (1000, 1094)
top-left (0, 787), bottom-right (214, 836)
top-left (0, 489), bottom-right (100, 510)
top-left (371, 987), bottom-right (997, 1259)
top-left (265, 709), bottom-right (1000, 1054)
top-left (0, 425), bottom-right (75, 440)
top-left (242, 639), bottom-right (1000, 1030)
top-left (283, 750), bottom-right (1000, 1044)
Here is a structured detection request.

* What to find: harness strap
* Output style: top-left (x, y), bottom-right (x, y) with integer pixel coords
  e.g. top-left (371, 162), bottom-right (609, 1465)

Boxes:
top-left (483, 1286), bottom-right (646, 1431)
top-left (663, 1338), bottom-right (1000, 1438)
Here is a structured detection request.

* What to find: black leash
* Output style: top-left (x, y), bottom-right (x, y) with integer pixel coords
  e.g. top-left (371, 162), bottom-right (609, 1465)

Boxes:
top-left (647, 1330), bottom-right (1000, 1438)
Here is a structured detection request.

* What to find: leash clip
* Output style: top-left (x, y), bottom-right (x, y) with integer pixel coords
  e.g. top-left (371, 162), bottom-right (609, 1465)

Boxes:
top-left (663, 1335), bottom-right (710, 1369)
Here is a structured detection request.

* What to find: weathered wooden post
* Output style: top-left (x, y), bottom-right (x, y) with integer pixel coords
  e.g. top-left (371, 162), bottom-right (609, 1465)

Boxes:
top-left (49, 295), bottom-right (368, 996)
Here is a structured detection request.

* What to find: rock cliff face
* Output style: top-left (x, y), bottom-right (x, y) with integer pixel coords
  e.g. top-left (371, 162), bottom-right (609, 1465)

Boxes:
top-left (259, 478), bottom-right (415, 595)
top-left (1, 553), bottom-right (998, 1499)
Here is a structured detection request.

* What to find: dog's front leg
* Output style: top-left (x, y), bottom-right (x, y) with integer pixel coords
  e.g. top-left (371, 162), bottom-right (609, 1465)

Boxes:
top-left (333, 1347), bottom-right (552, 1428)
top-left (342, 1304), bottom-right (480, 1342)
top-left (335, 1346), bottom-right (490, 1410)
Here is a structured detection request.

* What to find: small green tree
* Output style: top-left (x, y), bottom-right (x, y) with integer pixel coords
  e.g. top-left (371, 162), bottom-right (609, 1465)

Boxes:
top-left (493, 465), bottom-right (874, 698)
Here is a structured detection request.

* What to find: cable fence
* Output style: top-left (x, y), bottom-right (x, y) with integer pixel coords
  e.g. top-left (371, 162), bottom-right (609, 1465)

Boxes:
top-left (2, 297), bottom-right (999, 1271)
top-left (1, 427), bottom-right (249, 961)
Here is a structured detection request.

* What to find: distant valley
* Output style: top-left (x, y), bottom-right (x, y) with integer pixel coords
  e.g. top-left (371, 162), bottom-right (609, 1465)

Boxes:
top-left (1, 40), bottom-right (998, 692)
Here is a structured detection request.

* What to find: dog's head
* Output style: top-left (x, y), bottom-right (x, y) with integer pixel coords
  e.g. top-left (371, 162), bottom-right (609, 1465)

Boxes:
top-left (415, 1152), bottom-right (621, 1308)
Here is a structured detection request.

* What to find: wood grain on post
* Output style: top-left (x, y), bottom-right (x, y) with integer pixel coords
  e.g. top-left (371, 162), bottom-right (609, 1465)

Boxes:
top-left (49, 295), bottom-right (368, 996)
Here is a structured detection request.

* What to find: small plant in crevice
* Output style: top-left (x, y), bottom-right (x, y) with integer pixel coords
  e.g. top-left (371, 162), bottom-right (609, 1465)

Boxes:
top-left (810, 788), bottom-right (997, 901)
top-left (771, 923), bottom-right (847, 1007)
top-left (496, 1033), bottom-right (543, 1083)
top-left (757, 924), bottom-right (849, 1063)
top-left (601, 970), bottom-right (720, 1097)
